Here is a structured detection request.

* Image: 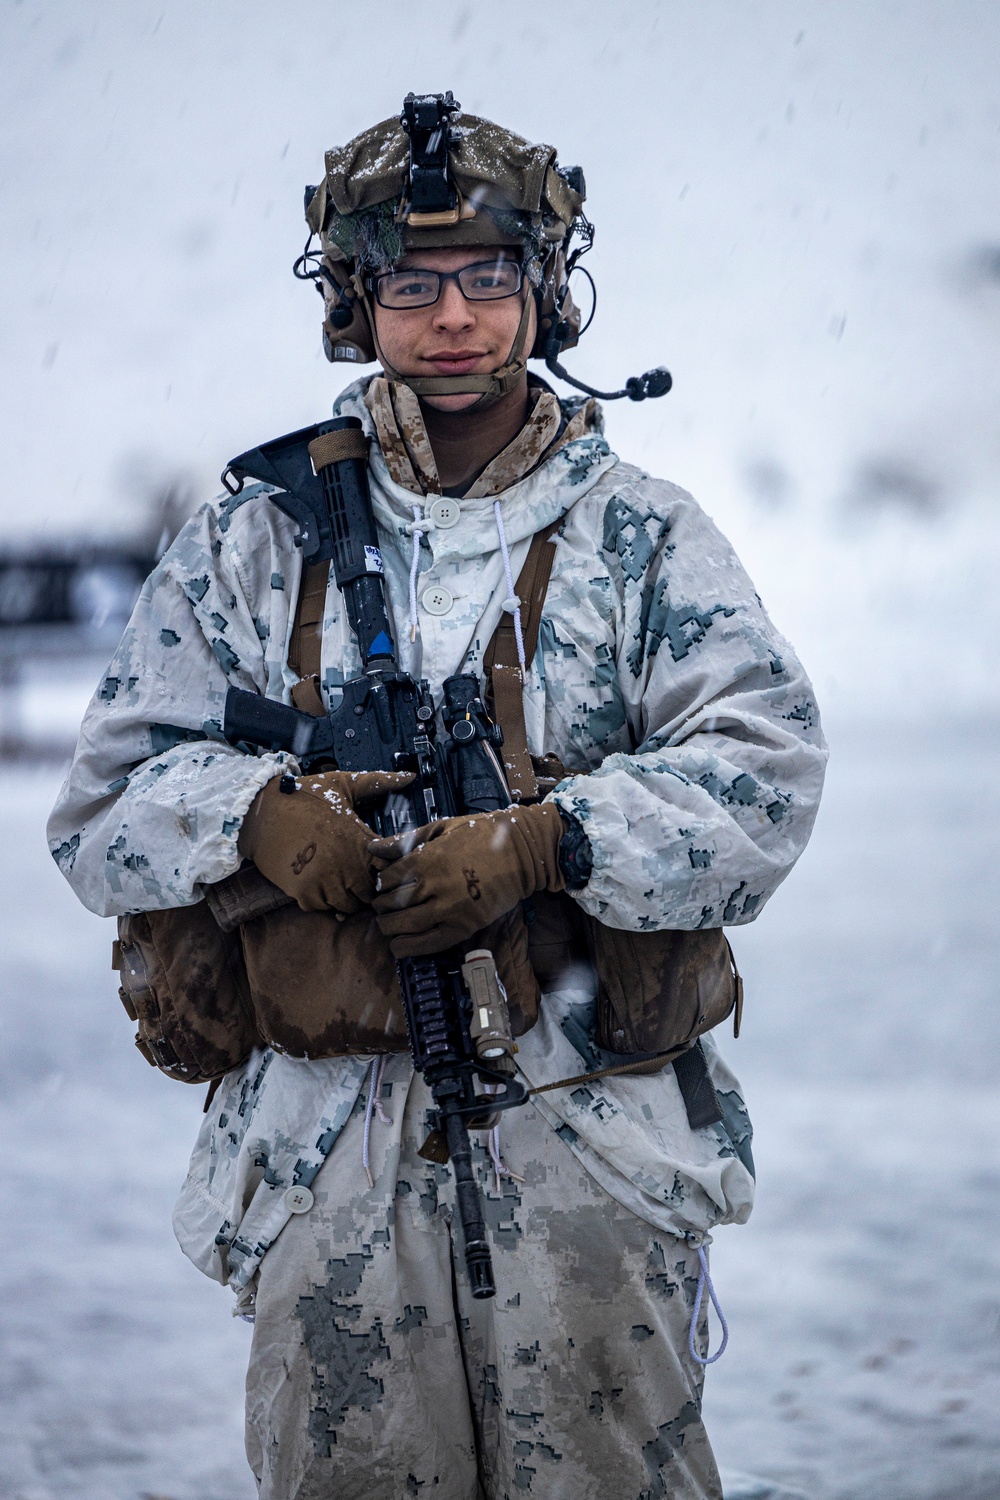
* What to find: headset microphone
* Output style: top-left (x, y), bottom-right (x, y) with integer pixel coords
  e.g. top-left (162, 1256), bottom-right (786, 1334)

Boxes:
top-left (544, 350), bottom-right (673, 402)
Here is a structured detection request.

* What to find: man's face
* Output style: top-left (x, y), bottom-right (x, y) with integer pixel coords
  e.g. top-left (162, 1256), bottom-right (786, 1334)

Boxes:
top-left (368, 246), bottom-right (536, 411)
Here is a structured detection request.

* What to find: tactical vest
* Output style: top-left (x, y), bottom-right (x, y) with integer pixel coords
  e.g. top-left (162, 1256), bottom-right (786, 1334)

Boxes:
top-left (114, 524), bottom-right (741, 1111)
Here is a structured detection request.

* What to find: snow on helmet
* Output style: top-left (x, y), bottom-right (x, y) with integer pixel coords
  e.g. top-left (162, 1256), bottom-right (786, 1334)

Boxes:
top-left (295, 93), bottom-right (671, 405)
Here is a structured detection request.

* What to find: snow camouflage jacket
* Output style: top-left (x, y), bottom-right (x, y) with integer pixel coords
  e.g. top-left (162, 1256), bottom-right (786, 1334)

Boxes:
top-left (48, 376), bottom-right (827, 1292)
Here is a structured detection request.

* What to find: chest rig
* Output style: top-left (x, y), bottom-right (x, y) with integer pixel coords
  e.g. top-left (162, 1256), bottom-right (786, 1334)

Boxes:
top-left (114, 513), bottom-right (740, 1130)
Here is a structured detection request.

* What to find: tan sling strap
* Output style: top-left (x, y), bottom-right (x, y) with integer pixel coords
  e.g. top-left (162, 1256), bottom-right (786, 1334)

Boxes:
top-left (527, 1047), bottom-right (688, 1097)
top-left (287, 561), bottom-right (329, 682)
top-left (307, 426), bottom-right (367, 470)
top-left (287, 517), bottom-right (564, 797)
top-left (482, 517), bottom-right (563, 802)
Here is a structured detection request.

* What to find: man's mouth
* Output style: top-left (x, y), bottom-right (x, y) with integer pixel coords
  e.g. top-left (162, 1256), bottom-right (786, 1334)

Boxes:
top-left (424, 350), bottom-right (487, 374)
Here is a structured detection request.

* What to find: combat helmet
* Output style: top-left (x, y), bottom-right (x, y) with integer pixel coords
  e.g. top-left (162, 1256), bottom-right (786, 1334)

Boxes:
top-left (295, 93), bottom-right (671, 406)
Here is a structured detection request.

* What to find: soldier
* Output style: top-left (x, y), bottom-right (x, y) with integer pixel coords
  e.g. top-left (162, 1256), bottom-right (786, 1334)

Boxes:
top-left (48, 96), bottom-right (826, 1499)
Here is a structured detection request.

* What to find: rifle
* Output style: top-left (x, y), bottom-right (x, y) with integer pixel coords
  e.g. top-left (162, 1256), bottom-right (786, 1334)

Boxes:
top-left (220, 416), bottom-right (528, 1299)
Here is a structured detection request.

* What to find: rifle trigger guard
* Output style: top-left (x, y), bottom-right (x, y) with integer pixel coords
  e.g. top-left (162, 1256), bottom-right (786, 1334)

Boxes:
top-left (454, 1072), bottom-right (528, 1121)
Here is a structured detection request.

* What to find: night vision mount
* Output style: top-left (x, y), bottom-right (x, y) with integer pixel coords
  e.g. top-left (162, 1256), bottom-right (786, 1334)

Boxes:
top-left (399, 91), bottom-right (466, 225)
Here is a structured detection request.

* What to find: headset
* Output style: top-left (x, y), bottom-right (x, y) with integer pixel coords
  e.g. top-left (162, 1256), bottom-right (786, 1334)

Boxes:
top-left (294, 92), bottom-right (672, 404)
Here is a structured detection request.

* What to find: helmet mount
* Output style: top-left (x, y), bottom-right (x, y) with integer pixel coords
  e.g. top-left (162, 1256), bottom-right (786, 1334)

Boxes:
top-left (398, 91), bottom-right (465, 226)
top-left (294, 94), bottom-right (672, 406)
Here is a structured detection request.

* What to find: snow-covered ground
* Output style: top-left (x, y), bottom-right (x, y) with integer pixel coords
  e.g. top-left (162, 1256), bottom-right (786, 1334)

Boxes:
top-left (2, 2), bottom-right (999, 1496)
top-left (1, 706), bottom-right (997, 1500)
top-left (704, 710), bottom-right (1000, 1499)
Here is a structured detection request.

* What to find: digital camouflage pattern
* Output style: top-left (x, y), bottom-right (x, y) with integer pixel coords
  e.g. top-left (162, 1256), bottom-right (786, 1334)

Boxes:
top-left (173, 999), bottom-right (754, 1304)
top-left (366, 375), bottom-right (574, 498)
top-left (49, 373), bottom-right (825, 1491)
top-left (50, 371), bottom-right (823, 1248)
top-left (241, 1055), bottom-right (724, 1500)
top-left (47, 375), bottom-right (824, 935)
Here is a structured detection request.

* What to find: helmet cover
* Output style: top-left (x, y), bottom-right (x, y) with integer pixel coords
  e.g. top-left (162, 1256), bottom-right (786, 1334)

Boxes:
top-left (300, 97), bottom-right (588, 381)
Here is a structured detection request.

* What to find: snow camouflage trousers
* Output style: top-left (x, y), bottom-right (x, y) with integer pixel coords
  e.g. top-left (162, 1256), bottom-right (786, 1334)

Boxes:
top-left (246, 1056), bottom-right (723, 1500)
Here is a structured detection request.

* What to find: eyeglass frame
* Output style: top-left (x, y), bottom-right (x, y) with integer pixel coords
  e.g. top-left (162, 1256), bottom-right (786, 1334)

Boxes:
top-left (366, 257), bottom-right (525, 311)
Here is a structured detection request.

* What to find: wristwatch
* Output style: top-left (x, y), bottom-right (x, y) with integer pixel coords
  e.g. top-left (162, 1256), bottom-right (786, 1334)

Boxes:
top-left (557, 812), bottom-right (593, 890)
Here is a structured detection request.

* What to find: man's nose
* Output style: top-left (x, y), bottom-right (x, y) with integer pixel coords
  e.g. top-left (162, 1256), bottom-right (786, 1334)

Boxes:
top-left (432, 279), bottom-right (475, 331)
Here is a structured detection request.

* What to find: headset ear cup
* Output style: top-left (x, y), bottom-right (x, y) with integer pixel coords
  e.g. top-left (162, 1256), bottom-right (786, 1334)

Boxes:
top-left (530, 286), bottom-right (553, 360)
top-left (320, 257), bottom-right (377, 363)
top-left (529, 245), bottom-right (582, 360)
top-left (555, 282), bottom-right (582, 353)
top-left (321, 304), bottom-right (376, 363)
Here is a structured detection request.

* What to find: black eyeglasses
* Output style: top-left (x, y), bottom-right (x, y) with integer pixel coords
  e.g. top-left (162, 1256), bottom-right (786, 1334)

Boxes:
top-left (369, 258), bottom-right (524, 310)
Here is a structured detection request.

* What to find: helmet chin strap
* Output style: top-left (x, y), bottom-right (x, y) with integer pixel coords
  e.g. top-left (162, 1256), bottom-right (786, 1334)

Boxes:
top-left (355, 275), bottom-right (533, 409)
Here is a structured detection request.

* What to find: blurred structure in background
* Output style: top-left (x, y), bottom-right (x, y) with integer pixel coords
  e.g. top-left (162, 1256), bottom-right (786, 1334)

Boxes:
top-left (0, 474), bottom-right (194, 761)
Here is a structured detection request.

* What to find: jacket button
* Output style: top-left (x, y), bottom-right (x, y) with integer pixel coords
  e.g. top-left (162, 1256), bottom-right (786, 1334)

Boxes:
top-left (284, 1185), bottom-right (314, 1214)
top-left (421, 583), bottom-right (453, 616)
top-left (428, 497), bottom-right (461, 529)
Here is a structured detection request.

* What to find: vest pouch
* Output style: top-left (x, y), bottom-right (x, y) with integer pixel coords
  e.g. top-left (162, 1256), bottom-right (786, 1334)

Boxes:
top-left (240, 906), bottom-right (409, 1057)
top-left (525, 889), bottom-right (594, 992)
top-left (523, 891), bottom-right (741, 1057)
top-left (114, 904), bottom-right (262, 1084)
top-left (589, 923), bottom-right (741, 1056)
top-left (239, 900), bottom-right (540, 1058)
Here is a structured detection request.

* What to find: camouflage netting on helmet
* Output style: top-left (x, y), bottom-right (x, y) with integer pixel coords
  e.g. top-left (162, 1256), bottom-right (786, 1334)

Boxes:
top-left (323, 202), bottom-right (405, 275)
top-left (308, 110), bottom-right (582, 280)
top-left (324, 200), bottom-right (546, 280)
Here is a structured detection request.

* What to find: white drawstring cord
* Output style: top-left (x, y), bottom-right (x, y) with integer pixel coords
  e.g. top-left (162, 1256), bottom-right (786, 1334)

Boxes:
top-left (374, 1061), bottom-right (392, 1125)
top-left (409, 499), bottom-right (525, 668)
top-left (687, 1244), bottom-right (729, 1365)
top-left (408, 505), bottom-right (425, 642)
top-left (493, 500), bottom-right (526, 671)
top-left (362, 1055), bottom-right (392, 1188)
top-left (486, 1111), bottom-right (525, 1195)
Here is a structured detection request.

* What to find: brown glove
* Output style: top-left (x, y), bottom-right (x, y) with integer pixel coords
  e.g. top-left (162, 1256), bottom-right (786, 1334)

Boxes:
top-left (239, 770), bottom-right (414, 915)
top-left (369, 802), bottom-right (566, 957)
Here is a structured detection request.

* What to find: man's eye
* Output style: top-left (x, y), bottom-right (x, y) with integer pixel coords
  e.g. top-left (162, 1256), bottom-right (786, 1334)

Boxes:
top-left (471, 273), bottom-right (505, 290)
top-left (397, 278), bottom-right (434, 297)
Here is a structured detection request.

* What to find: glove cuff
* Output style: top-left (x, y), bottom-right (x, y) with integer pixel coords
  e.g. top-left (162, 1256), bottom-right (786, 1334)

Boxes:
top-left (514, 802), bottom-right (568, 894)
top-left (237, 773), bottom-right (286, 862)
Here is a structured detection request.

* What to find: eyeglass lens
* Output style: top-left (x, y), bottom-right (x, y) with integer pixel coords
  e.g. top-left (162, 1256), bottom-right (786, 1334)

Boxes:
top-left (375, 259), bottom-right (522, 310)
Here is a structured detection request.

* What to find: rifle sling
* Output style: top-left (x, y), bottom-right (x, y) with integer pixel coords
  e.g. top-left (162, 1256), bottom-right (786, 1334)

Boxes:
top-left (288, 561), bottom-right (329, 681)
top-left (528, 1039), bottom-right (725, 1131)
